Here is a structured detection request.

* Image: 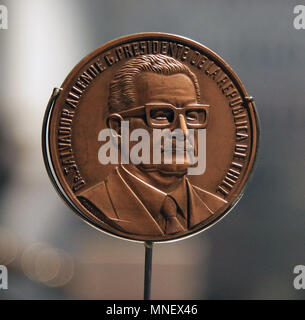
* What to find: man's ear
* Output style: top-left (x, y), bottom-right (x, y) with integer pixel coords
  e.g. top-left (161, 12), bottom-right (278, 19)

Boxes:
top-left (106, 114), bottom-right (123, 138)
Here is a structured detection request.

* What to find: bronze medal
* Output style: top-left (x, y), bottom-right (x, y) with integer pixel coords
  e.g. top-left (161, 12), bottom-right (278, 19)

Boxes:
top-left (42, 33), bottom-right (259, 242)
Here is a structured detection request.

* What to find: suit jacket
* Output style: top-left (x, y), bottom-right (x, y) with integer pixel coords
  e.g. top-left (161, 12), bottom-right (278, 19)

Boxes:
top-left (78, 167), bottom-right (226, 236)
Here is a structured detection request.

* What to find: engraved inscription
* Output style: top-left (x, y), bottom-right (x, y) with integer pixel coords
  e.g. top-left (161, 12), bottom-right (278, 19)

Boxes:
top-left (216, 161), bottom-right (243, 197)
top-left (58, 109), bottom-right (85, 192)
top-left (57, 59), bottom-right (107, 192)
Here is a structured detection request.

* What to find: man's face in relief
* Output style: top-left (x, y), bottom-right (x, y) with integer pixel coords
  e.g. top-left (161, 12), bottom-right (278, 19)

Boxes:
top-left (128, 72), bottom-right (202, 176)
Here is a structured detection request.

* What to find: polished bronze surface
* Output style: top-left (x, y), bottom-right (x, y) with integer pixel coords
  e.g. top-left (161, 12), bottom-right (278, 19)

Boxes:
top-left (42, 33), bottom-right (259, 242)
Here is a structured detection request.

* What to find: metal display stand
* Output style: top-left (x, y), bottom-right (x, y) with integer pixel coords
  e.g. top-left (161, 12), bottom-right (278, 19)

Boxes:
top-left (144, 241), bottom-right (153, 300)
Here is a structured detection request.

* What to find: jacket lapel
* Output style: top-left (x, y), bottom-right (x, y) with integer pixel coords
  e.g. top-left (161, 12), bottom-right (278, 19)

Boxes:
top-left (186, 179), bottom-right (213, 228)
top-left (103, 168), bottom-right (165, 235)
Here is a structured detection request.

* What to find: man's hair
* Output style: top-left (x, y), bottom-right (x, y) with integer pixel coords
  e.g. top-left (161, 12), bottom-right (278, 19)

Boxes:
top-left (108, 54), bottom-right (201, 113)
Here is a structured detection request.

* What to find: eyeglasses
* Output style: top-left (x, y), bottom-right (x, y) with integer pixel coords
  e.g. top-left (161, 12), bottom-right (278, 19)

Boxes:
top-left (108, 103), bottom-right (209, 129)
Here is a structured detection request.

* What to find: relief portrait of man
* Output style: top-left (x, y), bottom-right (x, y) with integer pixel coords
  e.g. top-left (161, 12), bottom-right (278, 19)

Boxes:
top-left (78, 54), bottom-right (226, 237)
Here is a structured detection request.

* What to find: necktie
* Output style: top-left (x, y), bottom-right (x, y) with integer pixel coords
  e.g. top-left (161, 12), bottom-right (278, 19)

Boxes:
top-left (161, 196), bottom-right (185, 234)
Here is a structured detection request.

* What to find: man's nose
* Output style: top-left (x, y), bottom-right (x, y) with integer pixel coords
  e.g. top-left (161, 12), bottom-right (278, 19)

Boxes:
top-left (178, 114), bottom-right (189, 137)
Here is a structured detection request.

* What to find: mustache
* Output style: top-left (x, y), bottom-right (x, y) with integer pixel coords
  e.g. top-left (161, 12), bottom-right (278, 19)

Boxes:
top-left (160, 139), bottom-right (196, 152)
top-left (161, 146), bottom-right (194, 152)
top-left (137, 166), bottom-right (188, 176)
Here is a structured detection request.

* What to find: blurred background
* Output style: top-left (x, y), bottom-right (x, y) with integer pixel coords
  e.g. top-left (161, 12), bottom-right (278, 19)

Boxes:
top-left (0, 0), bottom-right (304, 299)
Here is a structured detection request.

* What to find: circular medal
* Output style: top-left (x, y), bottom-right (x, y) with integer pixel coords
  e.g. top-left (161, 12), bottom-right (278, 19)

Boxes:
top-left (42, 33), bottom-right (259, 242)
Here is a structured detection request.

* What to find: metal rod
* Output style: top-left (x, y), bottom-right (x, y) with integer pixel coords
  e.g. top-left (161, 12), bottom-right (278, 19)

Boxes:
top-left (144, 241), bottom-right (153, 300)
